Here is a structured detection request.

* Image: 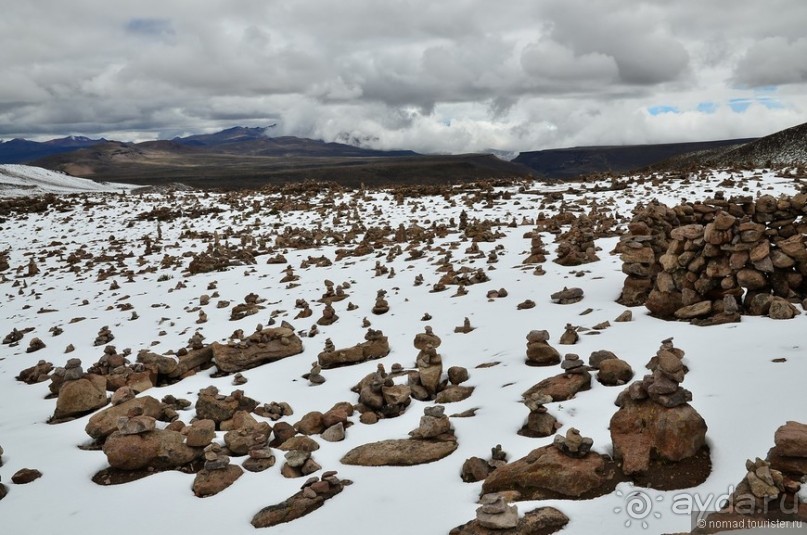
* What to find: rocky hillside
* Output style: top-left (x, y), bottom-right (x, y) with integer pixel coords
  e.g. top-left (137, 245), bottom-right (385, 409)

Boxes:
top-left (656, 121), bottom-right (807, 170)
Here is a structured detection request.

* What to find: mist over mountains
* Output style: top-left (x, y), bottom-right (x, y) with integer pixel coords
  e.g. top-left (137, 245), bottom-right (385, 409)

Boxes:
top-left (1, 121), bottom-right (805, 188)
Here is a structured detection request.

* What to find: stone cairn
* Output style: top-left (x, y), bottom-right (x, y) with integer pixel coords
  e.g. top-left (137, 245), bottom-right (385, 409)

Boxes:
top-left (371, 290), bottom-right (390, 314)
top-left (560, 353), bottom-right (586, 375)
top-left (475, 493), bottom-right (519, 530)
top-left (611, 339), bottom-right (708, 476)
top-left (621, 339), bottom-right (689, 408)
top-left (409, 405), bottom-right (454, 440)
top-left (523, 228), bottom-right (548, 275)
top-left (552, 427), bottom-right (594, 458)
top-left (525, 330), bottom-right (561, 366)
top-left (616, 192), bottom-right (807, 324)
top-left (519, 393), bottom-right (559, 438)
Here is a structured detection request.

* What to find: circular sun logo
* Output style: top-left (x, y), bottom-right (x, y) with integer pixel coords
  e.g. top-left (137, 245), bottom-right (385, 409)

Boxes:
top-left (613, 488), bottom-right (664, 529)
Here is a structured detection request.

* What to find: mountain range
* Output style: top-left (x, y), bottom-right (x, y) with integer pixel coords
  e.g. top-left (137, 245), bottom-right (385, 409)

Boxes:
top-left (2, 121), bottom-right (806, 188)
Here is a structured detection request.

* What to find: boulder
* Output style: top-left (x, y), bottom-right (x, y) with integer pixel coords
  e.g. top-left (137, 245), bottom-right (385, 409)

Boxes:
top-left (597, 359), bottom-right (634, 386)
top-left (450, 506), bottom-right (569, 535)
top-left (192, 465), bottom-right (243, 497)
top-left (102, 429), bottom-right (201, 470)
top-left (53, 375), bottom-right (109, 420)
top-left (522, 371), bottom-right (591, 402)
top-left (85, 396), bottom-right (163, 440)
top-left (481, 445), bottom-right (613, 499)
top-left (251, 473), bottom-right (345, 528)
top-left (212, 327), bottom-right (303, 373)
top-left (610, 398), bottom-right (707, 474)
top-left (774, 421), bottom-right (807, 458)
top-left (341, 439), bottom-right (458, 466)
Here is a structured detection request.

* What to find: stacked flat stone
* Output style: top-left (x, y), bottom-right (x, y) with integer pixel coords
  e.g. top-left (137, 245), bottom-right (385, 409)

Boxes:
top-left (624, 340), bottom-right (690, 408)
top-left (560, 354), bottom-right (586, 374)
top-left (552, 427), bottom-right (594, 458)
top-left (476, 493), bottom-right (519, 530)
top-left (525, 330), bottom-right (561, 366)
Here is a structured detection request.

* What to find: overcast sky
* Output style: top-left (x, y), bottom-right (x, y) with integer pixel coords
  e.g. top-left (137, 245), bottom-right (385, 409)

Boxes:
top-left (2, 0), bottom-right (807, 153)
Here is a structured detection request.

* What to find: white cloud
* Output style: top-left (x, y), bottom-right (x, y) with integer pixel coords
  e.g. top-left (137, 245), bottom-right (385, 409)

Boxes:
top-left (1, 0), bottom-right (806, 150)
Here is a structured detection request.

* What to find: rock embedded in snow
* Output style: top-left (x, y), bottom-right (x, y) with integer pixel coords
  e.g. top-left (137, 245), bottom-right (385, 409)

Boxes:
top-left (85, 395), bottom-right (163, 440)
top-left (251, 472), bottom-right (347, 528)
top-left (52, 374), bottom-right (109, 421)
top-left (211, 326), bottom-right (303, 373)
top-left (481, 442), bottom-right (615, 500)
top-left (11, 468), bottom-right (42, 485)
top-left (550, 287), bottom-right (584, 304)
top-left (317, 329), bottom-right (390, 369)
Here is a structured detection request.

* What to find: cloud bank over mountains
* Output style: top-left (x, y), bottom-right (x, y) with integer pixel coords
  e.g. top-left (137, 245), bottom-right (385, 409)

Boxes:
top-left (2, 0), bottom-right (806, 153)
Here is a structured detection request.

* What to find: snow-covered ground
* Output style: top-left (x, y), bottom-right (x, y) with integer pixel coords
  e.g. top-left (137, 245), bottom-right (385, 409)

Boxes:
top-left (0, 164), bottom-right (136, 196)
top-left (0, 170), bottom-right (804, 534)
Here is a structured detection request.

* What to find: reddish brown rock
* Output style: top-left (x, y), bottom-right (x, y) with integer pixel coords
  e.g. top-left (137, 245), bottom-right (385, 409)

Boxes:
top-left (481, 445), bottom-right (614, 499)
top-left (610, 398), bottom-right (707, 475)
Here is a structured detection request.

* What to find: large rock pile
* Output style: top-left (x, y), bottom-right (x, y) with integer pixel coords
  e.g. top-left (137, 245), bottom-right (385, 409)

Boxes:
top-left (617, 193), bottom-right (807, 323)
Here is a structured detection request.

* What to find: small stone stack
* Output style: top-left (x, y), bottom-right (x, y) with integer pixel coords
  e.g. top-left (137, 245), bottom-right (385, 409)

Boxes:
top-left (193, 443), bottom-right (244, 497)
top-left (553, 217), bottom-right (600, 266)
top-left (559, 323), bottom-right (578, 345)
top-left (624, 344), bottom-right (689, 408)
top-left (115, 407), bottom-right (156, 435)
top-left (415, 344), bottom-right (444, 398)
top-left (475, 493), bottom-right (519, 530)
top-left (409, 405), bottom-right (453, 440)
top-left (306, 362), bottom-right (325, 385)
top-left (560, 354), bottom-right (586, 375)
top-left (519, 393), bottom-right (559, 438)
top-left (523, 230), bottom-right (548, 264)
top-left (93, 326), bottom-right (115, 346)
top-left (371, 290), bottom-right (390, 314)
top-left (552, 427), bottom-right (594, 458)
top-left (316, 303), bottom-right (338, 326)
top-left (525, 330), bottom-right (561, 366)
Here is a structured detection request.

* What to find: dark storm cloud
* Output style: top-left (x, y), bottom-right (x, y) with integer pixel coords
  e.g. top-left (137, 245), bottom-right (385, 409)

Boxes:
top-left (1, 1), bottom-right (805, 151)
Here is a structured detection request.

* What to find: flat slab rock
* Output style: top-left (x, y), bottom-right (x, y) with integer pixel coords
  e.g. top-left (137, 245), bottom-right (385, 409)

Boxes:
top-left (251, 479), bottom-right (344, 528)
top-left (449, 506), bottom-right (569, 535)
top-left (522, 372), bottom-right (591, 402)
top-left (211, 327), bottom-right (303, 373)
top-left (481, 445), bottom-right (618, 500)
top-left (192, 465), bottom-right (243, 497)
top-left (341, 438), bottom-right (458, 466)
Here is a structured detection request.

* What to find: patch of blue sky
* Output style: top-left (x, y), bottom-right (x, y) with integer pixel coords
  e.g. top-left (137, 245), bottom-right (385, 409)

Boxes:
top-left (125, 18), bottom-right (175, 38)
top-left (647, 105), bottom-right (680, 115)
top-left (697, 101), bottom-right (718, 114)
top-left (729, 96), bottom-right (784, 112)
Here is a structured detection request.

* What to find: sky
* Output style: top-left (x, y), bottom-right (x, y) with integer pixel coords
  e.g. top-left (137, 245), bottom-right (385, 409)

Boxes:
top-left (1, 0), bottom-right (807, 153)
